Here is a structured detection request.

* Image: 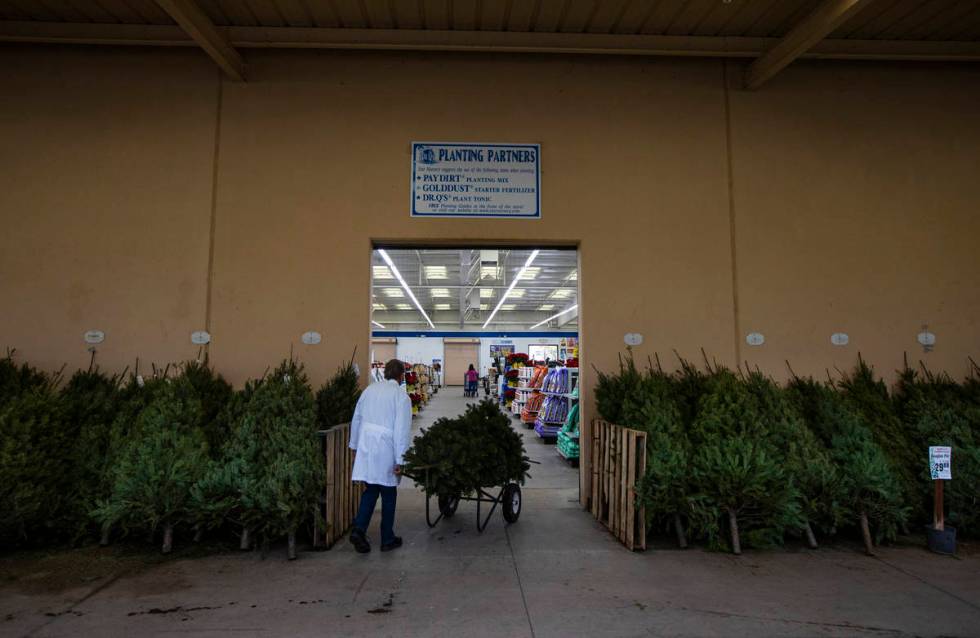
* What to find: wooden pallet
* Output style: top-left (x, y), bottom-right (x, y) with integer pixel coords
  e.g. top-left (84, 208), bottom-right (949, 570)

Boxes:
top-left (314, 423), bottom-right (364, 549)
top-left (589, 419), bottom-right (646, 551)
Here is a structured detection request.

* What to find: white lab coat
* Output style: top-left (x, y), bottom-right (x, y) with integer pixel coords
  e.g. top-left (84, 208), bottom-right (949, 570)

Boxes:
top-left (349, 379), bottom-right (413, 487)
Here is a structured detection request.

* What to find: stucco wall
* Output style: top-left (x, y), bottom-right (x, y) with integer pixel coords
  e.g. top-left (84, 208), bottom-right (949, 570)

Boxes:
top-left (2, 45), bottom-right (979, 501)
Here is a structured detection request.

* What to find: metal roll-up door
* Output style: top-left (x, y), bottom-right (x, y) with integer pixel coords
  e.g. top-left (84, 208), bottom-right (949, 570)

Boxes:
top-left (444, 339), bottom-right (480, 386)
top-left (372, 339), bottom-right (397, 365)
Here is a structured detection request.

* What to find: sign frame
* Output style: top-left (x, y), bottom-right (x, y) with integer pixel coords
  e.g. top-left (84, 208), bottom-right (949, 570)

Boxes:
top-left (929, 446), bottom-right (952, 480)
top-left (410, 142), bottom-right (541, 219)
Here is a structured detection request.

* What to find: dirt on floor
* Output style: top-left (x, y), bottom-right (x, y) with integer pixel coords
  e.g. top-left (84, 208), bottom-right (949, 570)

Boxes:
top-left (0, 541), bottom-right (237, 596)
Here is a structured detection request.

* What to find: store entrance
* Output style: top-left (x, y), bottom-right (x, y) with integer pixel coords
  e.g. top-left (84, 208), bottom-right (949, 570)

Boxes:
top-left (368, 246), bottom-right (582, 472)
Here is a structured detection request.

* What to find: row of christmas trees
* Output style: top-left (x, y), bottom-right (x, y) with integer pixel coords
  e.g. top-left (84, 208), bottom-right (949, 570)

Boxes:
top-left (596, 352), bottom-right (980, 554)
top-left (0, 349), bottom-right (361, 557)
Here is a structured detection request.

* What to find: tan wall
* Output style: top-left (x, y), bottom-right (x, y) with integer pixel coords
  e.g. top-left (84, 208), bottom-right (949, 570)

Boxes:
top-left (2, 46), bottom-right (979, 500)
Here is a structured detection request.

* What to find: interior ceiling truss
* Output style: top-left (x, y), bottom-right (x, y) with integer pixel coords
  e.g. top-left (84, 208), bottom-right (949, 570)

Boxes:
top-left (0, 1), bottom-right (977, 88)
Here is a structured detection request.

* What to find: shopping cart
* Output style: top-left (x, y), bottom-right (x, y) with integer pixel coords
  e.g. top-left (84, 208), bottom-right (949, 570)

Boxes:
top-left (463, 375), bottom-right (479, 397)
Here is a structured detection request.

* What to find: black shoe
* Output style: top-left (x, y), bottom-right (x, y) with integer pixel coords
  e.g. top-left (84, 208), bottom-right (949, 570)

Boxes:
top-left (380, 537), bottom-right (403, 552)
top-left (350, 528), bottom-right (371, 554)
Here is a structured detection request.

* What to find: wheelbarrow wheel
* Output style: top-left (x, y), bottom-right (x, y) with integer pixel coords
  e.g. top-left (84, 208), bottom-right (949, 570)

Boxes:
top-left (438, 494), bottom-right (460, 518)
top-left (502, 484), bottom-right (522, 523)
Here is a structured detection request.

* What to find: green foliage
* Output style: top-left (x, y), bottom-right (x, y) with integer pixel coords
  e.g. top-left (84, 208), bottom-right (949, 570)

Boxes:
top-left (59, 366), bottom-right (124, 542)
top-left (195, 361), bottom-right (320, 543)
top-left (0, 351), bottom-right (55, 408)
top-left (593, 352), bottom-right (644, 426)
top-left (180, 358), bottom-right (233, 454)
top-left (690, 438), bottom-right (802, 550)
top-left (191, 378), bottom-right (266, 534)
top-left (94, 374), bottom-right (209, 539)
top-left (687, 372), bottom-right (803, 550)
top-left (0, 384), bottom-right (69, 547)
top-left (788, 376), bottom-right (907, 544)
top-left (243, 359), bottom-right (320, 539)
top-left (601, 355), bottom-right (690, 535)
top-left (404, 399), bottom-right (530, 497)
top-left (838, 358), bottom-right (918, 507)
top-left (743, 371), bottom-right (843, 536)
top-left (315, 355), bottom-right (361, 430)
top-left (894, 364), bottom-right (980, 535)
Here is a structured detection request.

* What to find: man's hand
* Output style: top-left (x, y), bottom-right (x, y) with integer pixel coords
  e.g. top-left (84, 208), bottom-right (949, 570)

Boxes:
top-left (393, 465), bottom-right (402, 476)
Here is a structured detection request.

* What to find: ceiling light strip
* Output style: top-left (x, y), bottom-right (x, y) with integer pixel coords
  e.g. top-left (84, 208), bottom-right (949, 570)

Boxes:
top-left (483, 249), bottom-right (539, 329)
top-left (372, 320), bottom-right (386, 329)
top-left (377, 249), bottom-right (435, 329)
top-left (529, 304), bottom-right (578, 330)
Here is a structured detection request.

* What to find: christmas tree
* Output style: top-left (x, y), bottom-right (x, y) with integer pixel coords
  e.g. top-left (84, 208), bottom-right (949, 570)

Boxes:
top-left (838, 357), bottom-right (918, 509)
top-left (789, 376), bottom-right (907, 554)
top-left (894, 363), bottom-right (980, 535)
top-left (0, 380), bottom-right (68, 547)
top-left (59, 362), bottom-right (124, 543)
top-left (94, 372), bottom-right (208, 553)
top-left (238, 360), bottom-right (319, 558)
top-left (687, 371), bottom-right (803, 553)
top-left (404, 399), bottom-right (530, 498)
top-left (743, 370), bottom-right (843, 547)
top-left (315, 352), bottom-right (361, 430)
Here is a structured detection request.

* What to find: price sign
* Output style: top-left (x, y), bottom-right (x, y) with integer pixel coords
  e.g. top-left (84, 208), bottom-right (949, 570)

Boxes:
top-left (929, 446), bottom-right (951, 480)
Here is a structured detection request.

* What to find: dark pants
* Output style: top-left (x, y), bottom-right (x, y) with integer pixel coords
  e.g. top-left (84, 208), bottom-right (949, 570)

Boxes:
top-left (353, 483), bottom-right (397, 545)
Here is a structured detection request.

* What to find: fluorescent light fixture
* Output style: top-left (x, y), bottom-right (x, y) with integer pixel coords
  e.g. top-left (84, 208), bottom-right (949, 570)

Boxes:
top-left (395, 303), bottom-right (412, 310)
top-left (372, 320), bottom-right (386, 329)
top-left (537, 304), bottom-right (555, 311)
top-left (551, 289), bottom-right (573, 299)
top-left (430, 288), bottom-right (451, 298)
top-left (519, 266), bottom-right (540, 280)
top-left (373, 303), bottom-right (386, 311)
top-left (501, 304), bottom-right (517, 311)
top-left (481, 266), bottom-right (498, 279)
top-left (480, 304), bottom-right (489, 310)
top-left (483, 249), bottom-right (539, 328)
top-left (434, 303), bottom-right (451, 310)
top-left (378, 249), bottom-right (436, 329)
top-left (480, 288), bottom-right (493, 298)
top-left (509, 289), bottom-right (526, 298)
top-left (568, 270), bottom-right (578, 281)
top-left (373, 265), bottom-right (394, 279)
top-left (424, 265), bottom-right (447, 279)
top-left (383, 288), bottom-right (404, 298)
top-left (530, 304), bottom-right (578, 329)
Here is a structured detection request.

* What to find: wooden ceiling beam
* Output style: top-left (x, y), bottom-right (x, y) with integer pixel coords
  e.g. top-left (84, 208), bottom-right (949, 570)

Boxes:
top-left (1, 21), bottom-right (978, 64)
top-left (153, 0), bottom-right (245, 81)
top-left (744, 0), bottom-right (874, 90)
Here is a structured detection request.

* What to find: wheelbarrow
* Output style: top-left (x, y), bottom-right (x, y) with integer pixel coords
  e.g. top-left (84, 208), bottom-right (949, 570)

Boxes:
top-left (404, 466), bottom-right (523, 532)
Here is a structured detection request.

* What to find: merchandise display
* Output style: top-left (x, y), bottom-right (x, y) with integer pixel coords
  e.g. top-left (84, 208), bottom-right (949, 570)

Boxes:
top-left (556, 386), bottom-right (580, 462)
top-left (534, 367), bottom-right (579, 439)
top-left (405, 363), bottom-right (436, 416)
top-left (517, 365), bottom-right (548, 425)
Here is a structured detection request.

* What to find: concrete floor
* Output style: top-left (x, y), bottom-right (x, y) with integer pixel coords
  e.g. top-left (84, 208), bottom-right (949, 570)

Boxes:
top-left (3, 390), bottom-right (980, 638)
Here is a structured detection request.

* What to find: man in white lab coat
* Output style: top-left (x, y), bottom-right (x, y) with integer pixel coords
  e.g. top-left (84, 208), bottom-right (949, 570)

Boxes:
top-left (349, 359), bottom-right (413, 553)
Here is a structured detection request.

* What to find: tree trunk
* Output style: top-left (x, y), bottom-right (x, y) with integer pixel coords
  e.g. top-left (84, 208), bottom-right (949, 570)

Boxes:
top-left (804, 521), bottom-right (818, 549)
top-left (673, 513), bottom-right (688, 549)
top-left (728, 507), bottom-right (741, 555)
top-left (860, 511), bottom-right (874, 556)
top-left (288, 531), bottom-right (297, 561)
top-left (162, 523), bottom-right (173, 554)
top-left (240, 528), bottom-right (251, 550)
top-left (193, 527), bottom-right (203, 543)
top-left (99, 527), bottom-right (110, 547)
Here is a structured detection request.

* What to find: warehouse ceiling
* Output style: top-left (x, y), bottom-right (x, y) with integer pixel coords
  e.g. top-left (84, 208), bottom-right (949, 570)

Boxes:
top-left (371, 248), bottom-right (578, 331)
top-left (0, 1), bottom-right (978, 87)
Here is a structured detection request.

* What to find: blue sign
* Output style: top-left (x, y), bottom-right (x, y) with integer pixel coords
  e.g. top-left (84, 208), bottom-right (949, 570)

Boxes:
top-left (411, 142), bottom-right (541, 219)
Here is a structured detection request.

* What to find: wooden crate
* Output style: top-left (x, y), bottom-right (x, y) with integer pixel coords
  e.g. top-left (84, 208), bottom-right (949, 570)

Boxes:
top-left (314, 423), bottom-right (364, 549)
top-left (590, 419), bottom-right (647, 551)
